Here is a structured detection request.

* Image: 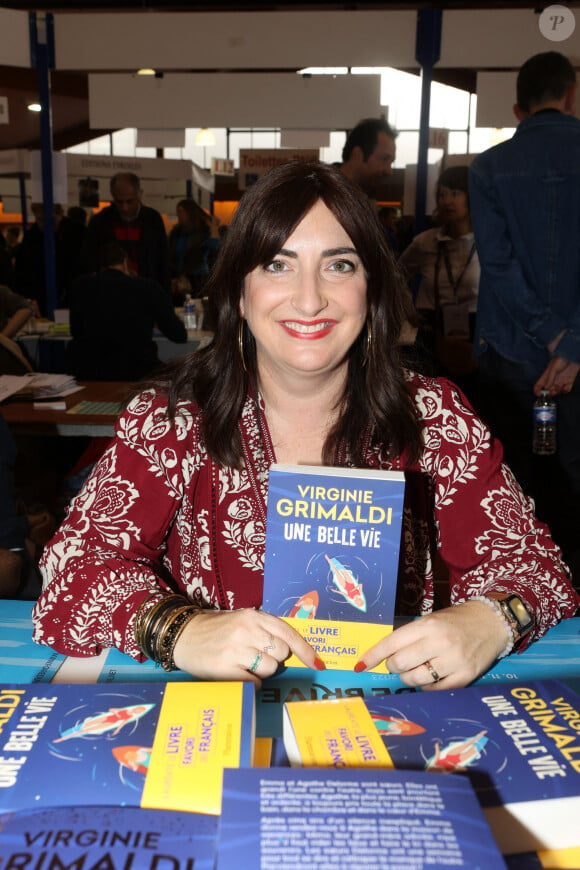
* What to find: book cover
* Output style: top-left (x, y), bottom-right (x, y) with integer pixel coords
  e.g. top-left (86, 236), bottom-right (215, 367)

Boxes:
top-left (217, 767), bottom-right (507, 870)
top-left (0, 681), bottom-right (255, 816)
top-left (262, 463), bottom-right (405, 671)
top-left (282, 679), bottom-right (580, 854)
top-left (0, 805), bottom-right (218, 869)
top-left (0, 600), bottom-right (65, 683)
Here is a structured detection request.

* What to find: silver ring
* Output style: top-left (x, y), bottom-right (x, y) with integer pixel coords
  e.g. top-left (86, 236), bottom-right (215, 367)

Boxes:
top-left (425, 660), bottom-right (440, 683)
top-left (248, 652), bottom-right (263, 674)
top-left (263, 634), bottom-right (276, 652)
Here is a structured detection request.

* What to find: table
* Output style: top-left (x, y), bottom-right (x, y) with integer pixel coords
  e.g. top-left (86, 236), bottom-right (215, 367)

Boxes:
top-left (18, 329), bottom-right (212, 373)
top-left (3, 601), bottom-right (580, 867)
top-left (0, 380), bottom-right (132, 437)
top-left (4, 599), bottom-right (579, 739)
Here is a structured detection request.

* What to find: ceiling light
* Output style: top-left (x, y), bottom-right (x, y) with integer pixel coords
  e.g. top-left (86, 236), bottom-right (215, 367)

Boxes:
top-left (136, 68), bottom-right (156, 76)
top-left (195, 128), bottom-right (216, 146)
top-left (27, 103), bottom-right (42, 113)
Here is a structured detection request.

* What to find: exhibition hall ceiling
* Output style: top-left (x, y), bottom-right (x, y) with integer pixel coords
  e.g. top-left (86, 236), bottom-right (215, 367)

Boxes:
top-left (0, 1), bottom-right (577, 150)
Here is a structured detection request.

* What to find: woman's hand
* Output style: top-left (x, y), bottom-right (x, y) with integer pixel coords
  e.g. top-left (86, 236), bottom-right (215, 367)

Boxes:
top-left (355, 601), bottom-right (509, 690)
top-left (172, 607), bottom-right (325, 684)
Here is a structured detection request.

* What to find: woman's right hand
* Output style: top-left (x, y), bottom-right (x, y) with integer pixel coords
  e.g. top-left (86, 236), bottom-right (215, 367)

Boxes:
top-left (171, 607), bottom-right (325, 684)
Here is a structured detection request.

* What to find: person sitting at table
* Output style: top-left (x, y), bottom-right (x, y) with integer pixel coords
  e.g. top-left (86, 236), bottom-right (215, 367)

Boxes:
top-left (32, 161), bottom-right (579, 689)
top-left (0, 285), bottom-right (33, 340)
top-left (65, 243), bottom-right (187, 382)
top-left (0, 285), bottom-right (35, 375)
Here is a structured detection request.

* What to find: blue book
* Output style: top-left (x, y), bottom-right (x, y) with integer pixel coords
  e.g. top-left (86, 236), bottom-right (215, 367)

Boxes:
top-left (282, 678), bottom-right (580, 855)
top-left (0, 681), bottom-right (255, 816)
top-left (217, 767), bottom-right (507, 870)
top-left (262, 463), bottom-right (405, 671)
top-left (0, 805), bottom-right (218, 869)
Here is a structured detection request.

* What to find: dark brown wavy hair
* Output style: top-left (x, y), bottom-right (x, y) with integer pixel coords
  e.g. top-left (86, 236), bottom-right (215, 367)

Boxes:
top-left (160, 160), bottom-right (422, 469)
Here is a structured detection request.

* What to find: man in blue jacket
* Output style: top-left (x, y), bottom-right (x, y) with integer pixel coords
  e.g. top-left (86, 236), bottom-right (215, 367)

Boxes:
top-left (469, 51), bottom-right (580, 575)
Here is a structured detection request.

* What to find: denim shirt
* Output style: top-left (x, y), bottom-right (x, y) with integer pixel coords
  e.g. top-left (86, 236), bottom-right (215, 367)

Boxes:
top-left (469, 111), bottom-right (580, 366)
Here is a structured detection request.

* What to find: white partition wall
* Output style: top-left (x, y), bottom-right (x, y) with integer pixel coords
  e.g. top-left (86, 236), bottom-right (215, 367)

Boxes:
top-left (0, 7), bottom-right (31, 68)
top-left (88, 73), bottom-right (382, 131)
top-left (54, 10), bottom-right (418, 71)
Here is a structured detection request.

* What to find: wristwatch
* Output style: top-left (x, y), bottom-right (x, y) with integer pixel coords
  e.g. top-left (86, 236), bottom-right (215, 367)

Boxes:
top-left (494, 594), bottom-right (535, 643)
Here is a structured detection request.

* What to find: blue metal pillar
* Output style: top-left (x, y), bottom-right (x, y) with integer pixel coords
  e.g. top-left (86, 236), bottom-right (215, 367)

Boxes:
top-left (29, 11), bottom-right (57, 318)
top-left (414, 8), bottom-right (442, 234)
top-left (18, 173), bottom-right (28, 229)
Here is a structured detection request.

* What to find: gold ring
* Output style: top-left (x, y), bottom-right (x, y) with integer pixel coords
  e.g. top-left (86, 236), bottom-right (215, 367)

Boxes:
top-left (248, 652), bottom-right (263, 674)
top-left (425, 660), bottom-right (440, 683)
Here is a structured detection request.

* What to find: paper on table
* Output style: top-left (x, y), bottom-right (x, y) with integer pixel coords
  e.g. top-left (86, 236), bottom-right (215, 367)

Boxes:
top-left (0, 375), bottom-right (29, 402)
top-left (0, 373), bottom-right (81, 400)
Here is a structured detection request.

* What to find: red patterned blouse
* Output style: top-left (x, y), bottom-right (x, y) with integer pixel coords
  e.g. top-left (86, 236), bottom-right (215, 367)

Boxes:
top-left (32, 372), bottom-right (579, 660)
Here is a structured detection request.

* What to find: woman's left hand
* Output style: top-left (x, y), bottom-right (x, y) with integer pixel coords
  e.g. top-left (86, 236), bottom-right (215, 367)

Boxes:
top-left (355, 601), bottom-right (509, 690)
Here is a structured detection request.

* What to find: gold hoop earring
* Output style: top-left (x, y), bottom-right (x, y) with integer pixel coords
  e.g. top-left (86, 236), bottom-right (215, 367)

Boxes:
top-left (238, 320), bottom-right (247, 373)
top-left (362, 320), bottom-right (372, 367)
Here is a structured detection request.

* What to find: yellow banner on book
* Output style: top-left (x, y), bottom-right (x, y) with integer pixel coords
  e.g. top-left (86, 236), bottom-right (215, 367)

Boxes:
top-left (285, 696), bottom-right (394, 768)
top-left (539, 847), bottom-right (580, 869)
top-left (282, 616), bottom-right (392, 672)
top-left (142, 682), bottom-right (247, 815)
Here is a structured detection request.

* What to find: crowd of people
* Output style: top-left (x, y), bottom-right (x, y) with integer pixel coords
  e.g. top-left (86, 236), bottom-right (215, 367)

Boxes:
top-left (0, 50), bottom-right (578, 696)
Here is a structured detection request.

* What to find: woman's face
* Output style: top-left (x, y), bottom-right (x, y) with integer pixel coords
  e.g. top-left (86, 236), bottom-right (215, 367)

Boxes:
top-left (437, 185), bottom-right (470, 226)
top-left (176, 205), bottom-right (189, 224)
top-left (240, 199), bottom-right (367, 382)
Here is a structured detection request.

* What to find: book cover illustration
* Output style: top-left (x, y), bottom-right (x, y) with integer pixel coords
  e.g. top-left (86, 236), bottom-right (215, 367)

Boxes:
top-left (0, 804), bottom-right (218, 869)
top-left (217, 767), bottom-right (507, 870)
top-left (282, 679), bottom-right (580, 854)
top-left (0, 600), bottom-right (64, 683)
top-left (0, 681), bottom-right (255, 816)
top-left (262, 464), bottom-right (405, 671)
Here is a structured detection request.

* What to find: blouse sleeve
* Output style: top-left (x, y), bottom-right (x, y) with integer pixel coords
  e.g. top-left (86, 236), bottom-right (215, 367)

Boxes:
top-left (415, 376), bottom-right (579, 644)
top-left (32, 389), bottom-right (197, 659)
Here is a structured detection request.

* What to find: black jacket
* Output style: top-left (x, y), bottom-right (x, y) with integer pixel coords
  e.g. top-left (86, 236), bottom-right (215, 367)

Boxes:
top-left (81, 205), bottom-right (171, 296)
top-left (66, 268), bottom-right (186, 381)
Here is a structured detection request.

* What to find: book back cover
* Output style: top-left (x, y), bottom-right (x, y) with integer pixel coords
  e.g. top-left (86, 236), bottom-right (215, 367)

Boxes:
top-left (217, 767), bottom-right (507, 869)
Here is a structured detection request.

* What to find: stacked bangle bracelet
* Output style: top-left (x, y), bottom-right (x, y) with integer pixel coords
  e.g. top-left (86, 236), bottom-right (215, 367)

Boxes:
top-left (134, 593), bottom-right (201, 672)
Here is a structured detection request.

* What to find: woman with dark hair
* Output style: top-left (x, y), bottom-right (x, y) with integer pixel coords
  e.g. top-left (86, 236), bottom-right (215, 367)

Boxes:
top-left (32, 161), bottom-right (578, 689)
top-left (168, 198), bottom-right (221, 304)
top-left (399, 166), bottom-right (480, 389)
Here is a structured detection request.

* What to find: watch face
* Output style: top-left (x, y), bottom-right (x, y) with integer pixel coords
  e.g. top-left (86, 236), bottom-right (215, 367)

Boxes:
top-left (507, 595), bottom-right (534, 631)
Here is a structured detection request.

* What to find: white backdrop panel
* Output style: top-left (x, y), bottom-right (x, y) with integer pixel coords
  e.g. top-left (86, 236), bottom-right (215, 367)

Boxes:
top-left (440, 9), bottom-right (580, 68)
top-left (55, 10), bottom-right (417, 71)
top-left (0, 8), bottom-right (31, 68)
top-left (88, 73), bottom-right (382, 130)
top-left (476, 71), bottom-right (519, 128)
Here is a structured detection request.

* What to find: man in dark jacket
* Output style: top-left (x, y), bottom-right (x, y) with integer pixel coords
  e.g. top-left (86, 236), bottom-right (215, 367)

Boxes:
top-left (80, 172), bottom-right (171, 296)
top-left (14, 203), bottom-right (85, 313)
top-left (67, 243), bottom-right (186, 382)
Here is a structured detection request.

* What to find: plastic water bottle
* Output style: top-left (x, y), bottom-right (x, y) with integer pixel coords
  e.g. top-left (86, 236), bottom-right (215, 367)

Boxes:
top-left (532, 389), bottom-right (557, 455)
top-left (183, 294), bottom-right (197, 330)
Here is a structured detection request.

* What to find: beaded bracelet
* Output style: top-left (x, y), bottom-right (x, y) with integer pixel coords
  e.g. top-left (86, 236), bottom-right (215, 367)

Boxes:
top-left (156, 606), bottom-right (201, 672)
top-left (134, 593), bottom-right (191, 660)
top-left (472, 595), bottom-right (514, 659)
